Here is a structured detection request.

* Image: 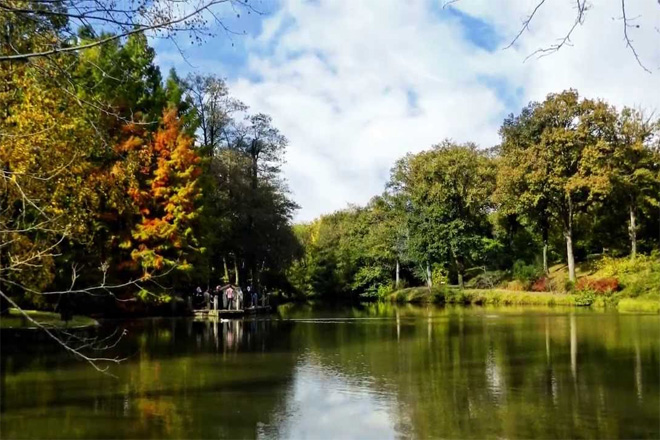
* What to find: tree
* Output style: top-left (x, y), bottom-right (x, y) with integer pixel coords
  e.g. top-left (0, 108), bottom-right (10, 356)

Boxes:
top-left (182, 75), bottom-right (298, 291)
top-left (496, 101), bottom-right (553, 274)
top-left (0, 54), bottom-right (101, 307)
top-left (497, 90), bottom-right (616, 282)
top-left (186, 74), bottom-right (246, 156)
top-left (74, 32), bottom-right (166, 123)
top-left (119, 108), bottom-right (202, 277)
top-left (582, 107), bottom-right (660, 258)
top-left (389, 141), bottom-right (496, 288)
top-left (232, 113), bottom-right (289, 286)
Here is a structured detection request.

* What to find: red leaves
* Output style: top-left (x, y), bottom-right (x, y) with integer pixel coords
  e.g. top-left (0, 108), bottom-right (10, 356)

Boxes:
top-left (531, 277), bottom-right (551, 292)
top-left (576, 277), bottom-right (620, 294)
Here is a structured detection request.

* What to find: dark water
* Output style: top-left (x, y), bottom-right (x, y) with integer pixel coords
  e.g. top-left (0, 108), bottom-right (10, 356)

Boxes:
top-left (1, 303), bottom-right (659, 439)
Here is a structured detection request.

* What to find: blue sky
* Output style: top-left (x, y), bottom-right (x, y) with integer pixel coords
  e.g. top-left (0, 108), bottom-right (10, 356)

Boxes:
top-left (152, 0), bottom-right (660, 222)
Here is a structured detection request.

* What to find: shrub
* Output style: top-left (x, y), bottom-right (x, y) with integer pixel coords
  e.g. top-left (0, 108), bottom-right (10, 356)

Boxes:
top-left (574, 290), bottom-right (596, 306)
top-left (531, 276), bottom-right (554, 292)
top-left (506, 280), bottom-right (527, 291)
top-left (594, 254), bottom-right (660, 298)
top-left (575, 277), bottom-right (619, 295)
top-left (512, 260), bottom-right (543, 289)
top-left (465, 270), bottom-right (507, 289)
top-left (597, 254), bottom-right (655, 277)
top-left (431, 266), bottom-right (449, 287)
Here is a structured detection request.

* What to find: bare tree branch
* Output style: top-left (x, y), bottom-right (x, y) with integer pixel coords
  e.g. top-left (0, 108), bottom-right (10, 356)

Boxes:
top-left (526, 0), bottom-right (589, 61)
top-left (0, 0), bottom-right (261, 61)
top-left (620, 0), bottom-right (652, 73)
top-left (503, 0), bottom-right (547, 50)
top-left (446, 0), bottom-right (657, 72)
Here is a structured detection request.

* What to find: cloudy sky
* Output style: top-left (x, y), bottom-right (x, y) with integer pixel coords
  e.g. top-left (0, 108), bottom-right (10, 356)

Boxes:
top-left (154, 0), bottom-right (660, 222)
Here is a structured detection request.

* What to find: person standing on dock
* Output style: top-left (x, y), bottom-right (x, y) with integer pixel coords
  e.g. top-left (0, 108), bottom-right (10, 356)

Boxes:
top-left (204, 288), bottom-right (210, 310)
top-left (236, 287), bottom-right (243, 310)
top-left (227, 286), bottom-right (234, 310)
top-left (214, 286), bottom-right (222, 310)
top-left (250, 286), bottom-right (258, 308)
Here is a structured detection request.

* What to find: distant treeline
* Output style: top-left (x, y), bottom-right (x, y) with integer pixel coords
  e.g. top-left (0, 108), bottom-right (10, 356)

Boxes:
top-left (288, 90), bottom-right (660, 299)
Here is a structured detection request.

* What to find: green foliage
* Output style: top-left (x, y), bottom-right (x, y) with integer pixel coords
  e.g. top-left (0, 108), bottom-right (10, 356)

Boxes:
top-left (431, 266), bottom-right (449, 287)
top-left (3, 12), bottom-right (659, 318)
top-left (512, 260), bottom-right (543, 287)
top-left (389, 142), bottom-right (496, 285)
top-left (387, 287), bottom-right (579, 307)
top-left (594, 254), bottom-right (660, 298)
top-left (465, 270), bottom-right (507, 289)
top-left (573, 290), bottom-right (596, 306)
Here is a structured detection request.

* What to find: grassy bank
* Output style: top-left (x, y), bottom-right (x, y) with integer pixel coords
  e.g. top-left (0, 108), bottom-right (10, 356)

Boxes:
top-left (386, 255), bottom-right (659, 313)
top-left (387, 286), bottom-right (658, 312)
top-left (0, 308), bottom-right (99, 330)
top-left (388, 287), bottom-right (576, 306)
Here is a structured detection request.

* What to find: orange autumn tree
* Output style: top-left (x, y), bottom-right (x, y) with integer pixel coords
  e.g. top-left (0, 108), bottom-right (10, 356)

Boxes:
top-left (117, 108), bottom-right (202, 277)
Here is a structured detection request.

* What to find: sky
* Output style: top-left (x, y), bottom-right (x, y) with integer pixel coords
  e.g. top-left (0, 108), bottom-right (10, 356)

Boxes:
top-left (153, 0), bottom-right (660, 222)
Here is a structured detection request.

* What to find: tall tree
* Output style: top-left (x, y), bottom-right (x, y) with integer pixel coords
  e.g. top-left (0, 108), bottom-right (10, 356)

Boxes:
top-left (118, 108), bottom-right (202, 277)
top-left (582, 108), bottom-right (660, 258)
top-left (186, 74), bottom-right (246, 156)
top-left (389, 141), bottom-right (496, 288)
top-left (497, 90), bottom-right (616, 281)
top-left (496, 102), bottom-right (553, 273)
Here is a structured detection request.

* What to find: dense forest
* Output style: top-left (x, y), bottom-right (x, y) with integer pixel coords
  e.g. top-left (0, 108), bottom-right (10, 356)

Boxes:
top-left (2, 3), bottom-right (659, 315)
top-left (288, 91), bottom-right (660, 300)
top-left (1, 21), bottom-right (301, 314)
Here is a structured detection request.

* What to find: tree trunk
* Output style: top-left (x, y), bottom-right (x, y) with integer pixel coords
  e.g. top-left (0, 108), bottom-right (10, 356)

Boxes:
top-left (223, 257), bottom-right (229, 283)
top-left (233, 256), bottom-right (239, 286)
top-left (542, 224), bottom-right (549, 275)
top-left (0, 252), bottom-right (8, 315)
top-left (629, 204), bottom-right (637, 259)
top-left (564, 197), bottom-right (576, 283)
top-left (395, 259), bottom-right (400, 289)
top-left (451, 248), bottom-right (465, 289)
top-left (564, 227), bottom-right (576, 283)
top-left (426, 263), bottom-right (433, 288)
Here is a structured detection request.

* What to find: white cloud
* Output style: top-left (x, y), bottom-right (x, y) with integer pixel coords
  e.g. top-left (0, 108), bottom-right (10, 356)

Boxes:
top-left (218, 0), bottom-right (660, 221)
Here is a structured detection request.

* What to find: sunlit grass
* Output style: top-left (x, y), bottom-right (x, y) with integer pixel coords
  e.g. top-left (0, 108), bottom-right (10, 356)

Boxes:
top-left (387, 287), bottom-right (658, 313)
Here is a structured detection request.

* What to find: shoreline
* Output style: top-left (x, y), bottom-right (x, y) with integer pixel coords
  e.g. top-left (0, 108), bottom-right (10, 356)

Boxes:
top-left (387, 287), bottom-right (659, 313)
top-left (0, 308), bottom-right (99, 331)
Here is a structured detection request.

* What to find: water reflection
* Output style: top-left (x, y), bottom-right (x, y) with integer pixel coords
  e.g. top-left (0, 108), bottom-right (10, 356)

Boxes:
top-left (261, 356), bottom-right (403, 439)
top-left (1, 304), bottom-right (659, 439)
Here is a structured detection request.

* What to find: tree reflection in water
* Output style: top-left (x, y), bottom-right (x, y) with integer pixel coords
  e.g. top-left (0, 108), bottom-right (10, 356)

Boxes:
top-left (1, 305), bottom-right (659, 439)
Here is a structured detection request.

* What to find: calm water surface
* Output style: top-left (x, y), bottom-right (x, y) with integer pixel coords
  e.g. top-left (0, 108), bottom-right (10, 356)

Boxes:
top-left (1, 304), bottom-right (659, 439)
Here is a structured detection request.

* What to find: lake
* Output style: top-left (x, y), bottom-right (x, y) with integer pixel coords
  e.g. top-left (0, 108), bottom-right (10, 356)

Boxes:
top-left (1, 303), bottom-right (659, 439)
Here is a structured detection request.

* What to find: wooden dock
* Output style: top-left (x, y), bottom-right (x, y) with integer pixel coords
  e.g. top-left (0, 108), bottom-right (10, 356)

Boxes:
top-left (193, 306), bottom-right (271, 319)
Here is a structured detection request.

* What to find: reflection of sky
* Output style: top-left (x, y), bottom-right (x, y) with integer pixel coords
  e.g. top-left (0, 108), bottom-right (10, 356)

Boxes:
top-left (259, 355), bottom-right (401, 439)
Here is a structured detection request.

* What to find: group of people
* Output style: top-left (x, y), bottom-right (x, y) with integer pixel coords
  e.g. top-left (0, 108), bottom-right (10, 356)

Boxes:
top-left (193, 284), bottom-right (263, 311)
